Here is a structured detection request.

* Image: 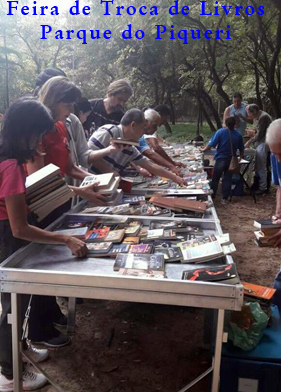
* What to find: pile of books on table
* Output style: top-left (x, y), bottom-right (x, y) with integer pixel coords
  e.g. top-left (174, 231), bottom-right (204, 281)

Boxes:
top-left (26, 164), bottom-right (73, 222)
top-left (253, 219), bottom-right (281, 247)
top-left (53, 215), bottom-right (236, 278)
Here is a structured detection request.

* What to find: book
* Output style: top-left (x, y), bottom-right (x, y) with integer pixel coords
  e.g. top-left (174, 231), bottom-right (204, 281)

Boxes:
top-left (28, 184), bottom-right (69, 210)
top-left (124, 222), bottom-right (142, 237)
top-left (105, 229), bottom-right (125, 243)
top-left (80, 175), bottom-right (120, 196)
top-left (149, 196), bottom-right (207, 214)
top-left (25, 164), bottom-right (61, 193)
top-left (154, 247), bottom-right (183, 262)
top-left (122, 196), bottom-right (146, 204)
top-left (109, 244), bottom-right (131, 256)
top-left (55, 227), bottom-right (88, 239)
top-left (87, 242), bottom-right (113, 256)
top-left (118, 268), bottom-right (165, 278)
top-left (114, 253), bottom-right (165, 272)
top-left (110, 138), bottom-right (139, 146)
top-left (80, 173), bottom-right (115, 190)
top-left (149, 220), bottom-right (188, 232)
top-left (242, 282), bottom-right (276, 301)
top-left (123, 237), bottom-right (140, 245)
top-left (35, 188), bottom-right (73, 222)
top-left (178, 235), bottom-right (224, 263)
top-left (253, 219), bottom-right (281, 230)
top-left (182, 264), bottom-right (237, 282)
top-left (85, 227), bottom-right (110, 242)
top-left (27, 177), bottom-right (64, 202)
top-left (129, 244), bottom-right (154, 254)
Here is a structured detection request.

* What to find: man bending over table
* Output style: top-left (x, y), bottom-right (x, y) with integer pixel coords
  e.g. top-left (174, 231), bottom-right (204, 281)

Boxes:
top-left (88, 109), bottom-right (186, 186)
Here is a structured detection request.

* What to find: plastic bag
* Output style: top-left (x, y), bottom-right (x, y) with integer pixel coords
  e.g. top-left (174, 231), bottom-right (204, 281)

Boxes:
top-left (225, 302), bottom-right (269, 351)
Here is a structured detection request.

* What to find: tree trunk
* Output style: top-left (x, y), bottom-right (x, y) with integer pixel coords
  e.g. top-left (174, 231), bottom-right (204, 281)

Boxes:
top-left (201, 103), bottom-right (216, 133)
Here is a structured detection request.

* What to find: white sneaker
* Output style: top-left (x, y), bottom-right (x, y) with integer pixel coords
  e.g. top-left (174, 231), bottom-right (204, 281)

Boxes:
top-left (0, 370), bottom-right (47, 391)
top-left (22, 370), bottom-right (47, 391)
top-left (23, 344), bottom-right (49, 364)
top-left (0, 374), bottom-right (13, 392)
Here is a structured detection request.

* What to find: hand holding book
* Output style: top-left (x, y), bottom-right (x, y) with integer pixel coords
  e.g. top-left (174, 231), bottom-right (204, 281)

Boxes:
top-left (74, 184), bottom-right (108, 206)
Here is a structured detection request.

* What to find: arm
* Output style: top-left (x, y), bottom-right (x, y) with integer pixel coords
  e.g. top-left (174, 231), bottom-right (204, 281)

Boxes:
top-left (5, 194), bottom-right (88, 257)
top-left (223, 107), bottom-right (231, 127)
top-left (131, 162), bottom-right (154, 178)
top-left (66, 157), bottom-right (90, 181)
top-left (146, 137), bottom-right (175, 165)
top-left (88, 144), bottom-right (125, 166)
top-left (201, 144), bottom-right (212, 152)
top-left (142, 149), bottom-right (180, 174)
top-left (139, 160), bottom-right (186, 186)
top-left (239, 113), bottom-right (253, 125)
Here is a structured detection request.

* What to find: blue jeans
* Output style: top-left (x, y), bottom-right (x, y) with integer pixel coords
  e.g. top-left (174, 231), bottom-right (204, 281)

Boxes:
top-left (211, 158), bottom-right (233, 200)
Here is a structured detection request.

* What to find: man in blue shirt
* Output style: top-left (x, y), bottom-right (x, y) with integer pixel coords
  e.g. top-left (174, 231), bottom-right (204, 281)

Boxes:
top-left (202, 117), bottom-right (244, 204)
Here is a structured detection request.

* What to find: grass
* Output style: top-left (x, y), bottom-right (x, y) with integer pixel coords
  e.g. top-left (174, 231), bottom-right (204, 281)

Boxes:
top-left (158, 123), bottom-right (213, 143)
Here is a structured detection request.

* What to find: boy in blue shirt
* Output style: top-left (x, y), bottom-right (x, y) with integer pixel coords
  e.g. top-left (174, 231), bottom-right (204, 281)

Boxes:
top-left (202, 117), bottom-right (244, 204)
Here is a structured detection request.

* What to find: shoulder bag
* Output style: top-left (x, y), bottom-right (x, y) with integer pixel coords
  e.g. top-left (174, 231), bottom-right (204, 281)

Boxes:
top-left (228, 129), bottom-right (240, 174)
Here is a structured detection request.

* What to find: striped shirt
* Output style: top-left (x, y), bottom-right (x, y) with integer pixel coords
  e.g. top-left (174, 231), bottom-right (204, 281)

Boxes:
top-left (88, 124), bottom-right (148, 173)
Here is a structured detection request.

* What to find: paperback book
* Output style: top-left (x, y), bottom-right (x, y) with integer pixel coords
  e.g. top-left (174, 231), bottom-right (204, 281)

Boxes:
top-left (114, 253), bottom-right (165, 272)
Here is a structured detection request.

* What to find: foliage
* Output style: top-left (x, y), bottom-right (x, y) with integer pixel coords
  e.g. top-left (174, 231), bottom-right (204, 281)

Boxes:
top-left (0, 0), bottom-right (280, 133)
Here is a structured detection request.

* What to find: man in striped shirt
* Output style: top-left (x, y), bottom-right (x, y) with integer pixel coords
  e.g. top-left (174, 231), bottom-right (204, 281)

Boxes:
top-left (88, 109), bottom-right (186, 186)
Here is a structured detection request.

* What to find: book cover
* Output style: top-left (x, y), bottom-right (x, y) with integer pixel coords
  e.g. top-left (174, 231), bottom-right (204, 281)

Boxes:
top-left (154, 247), bottom-right (182, 262)
top-left (182, 264), bottom-right (237, 282)
top-left (80, 173), bottom-right (115, 189)
top-left (129, 244), bottom-right (154, 254)
top-left (123, 237), bottom-right (140, 245)
top-left (85, 227), bottom-right (110, 242)
top-left (178, 235), bottom-right (224, 263)
top-left (105, 229), bottom-right (125, 243)
top-left (145, 229), bottom-right (165, 239)
top-left (149, 220), bottom-right (187, 231)
top-left (114, 253), bottom-right (165, 271)
top-left (87, 242), bottom-right (113, 254)
top-left (109, 244), bottom-right (130, 255)
top-left (124, 222), bottom-right (142, 237)
top-left (242, 282), bottom-right (276, 301)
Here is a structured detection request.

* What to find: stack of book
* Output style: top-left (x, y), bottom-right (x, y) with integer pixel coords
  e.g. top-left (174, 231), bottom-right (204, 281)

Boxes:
top-left (80, 173), bottom-right (122, 204)
top-left (253, 219), bottom-right (281, 247)
top-left (26, 164), bottom-right (73, 222)
top-left (149, 196), bottom-right (207, 215)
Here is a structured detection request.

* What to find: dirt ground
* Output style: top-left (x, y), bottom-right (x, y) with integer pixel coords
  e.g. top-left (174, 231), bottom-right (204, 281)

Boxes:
top-left (39, 192), bottom-right (281, 392)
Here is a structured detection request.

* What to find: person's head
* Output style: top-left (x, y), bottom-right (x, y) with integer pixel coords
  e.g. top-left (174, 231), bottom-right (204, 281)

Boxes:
top-left (106, 79), bottom-right (132, 111)
top-left (120, 109), bottom-right (146, 140)
top-left (233, 92), bottom-right (243, 109)
top-left (144, 109), bottom-right (162, 135)
top-left (0, 98), bottom-right (54, 164)
top-left (247, 104), bottom-right (260, 120)
top-left (266, 119), bottom-right (281, 162)
top-left (154, 104), bottom-right (171, 124)
top-left (38, 76), bottom-right (81, 122)
top-left (74, 98), bottom-right (92, 124)
top-left (34, 67), bottom-right (67, 96)
top-left (226, 116), bottom-right (236, 131)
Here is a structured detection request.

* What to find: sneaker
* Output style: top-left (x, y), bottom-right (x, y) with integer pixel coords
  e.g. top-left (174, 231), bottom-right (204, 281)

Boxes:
top-left (23, 344), bottom-right (49, 363)
top-left (0, 374), bottom-right (13, 392)
top-left (53, 313), bottom-right (68, 328)
top-left (0, 371), bottom-right (47, 391)
top-left (32, 333), bottom-right (71, 348)
top-left (22, 369), bottom-right (47, 391)
top-left (221, 199), bottom-right (229, 205)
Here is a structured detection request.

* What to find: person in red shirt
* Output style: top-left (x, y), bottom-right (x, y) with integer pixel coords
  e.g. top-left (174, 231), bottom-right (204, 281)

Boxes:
top-left (26, 76), bottom-right (120, 206)
top-left (0, 98), bottom-right (88, 392)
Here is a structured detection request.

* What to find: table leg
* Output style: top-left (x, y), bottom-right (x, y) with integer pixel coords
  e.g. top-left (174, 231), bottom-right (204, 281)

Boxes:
top-left (11, 293), bottom-right (23, 392)
top-left (67, 297), bottom-right (76, 334)
top-left (211, 309), bottom-right (225, 392)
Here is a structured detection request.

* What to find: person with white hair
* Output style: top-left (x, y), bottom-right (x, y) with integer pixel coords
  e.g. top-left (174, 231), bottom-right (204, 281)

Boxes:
top-left (265, 120), bottom-right (281, 237)
top-left (137, 109), bottom-right (184, 172)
